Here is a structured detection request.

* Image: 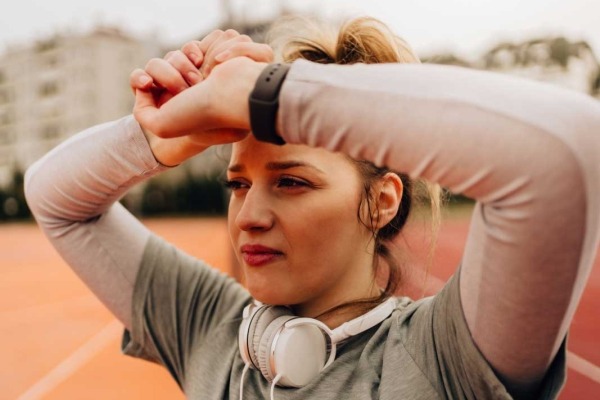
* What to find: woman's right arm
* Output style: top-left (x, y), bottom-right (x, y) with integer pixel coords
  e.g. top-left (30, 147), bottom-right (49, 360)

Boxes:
top-left (25, 32), bottom-right (273, 332)
top-left (25, 115), bottom-right (169, 330)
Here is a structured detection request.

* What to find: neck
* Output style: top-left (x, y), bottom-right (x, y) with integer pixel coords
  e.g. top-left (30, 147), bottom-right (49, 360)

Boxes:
top-left (291, 282), bottom-right (382, 329)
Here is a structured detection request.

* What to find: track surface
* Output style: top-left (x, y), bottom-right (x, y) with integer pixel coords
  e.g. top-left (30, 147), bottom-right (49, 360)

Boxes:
top-left (1, 215), bottom-right (598, 399)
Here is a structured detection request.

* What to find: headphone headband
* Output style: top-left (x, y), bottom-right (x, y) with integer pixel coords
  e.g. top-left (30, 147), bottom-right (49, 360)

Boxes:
top-left (331, 297), bottom-right (396, 343)
top-left (238, 297), bottom-right (397, 388)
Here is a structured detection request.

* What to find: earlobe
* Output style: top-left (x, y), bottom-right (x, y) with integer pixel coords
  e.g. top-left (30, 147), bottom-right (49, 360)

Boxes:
top-left (375, 173), bottom-right (403, 229)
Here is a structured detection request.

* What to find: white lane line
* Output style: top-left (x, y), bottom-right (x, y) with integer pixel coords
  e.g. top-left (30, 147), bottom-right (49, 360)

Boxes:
top-left (567, 351), bottom-right (600, 384)
top-left (17, 319), bottom-right (122, 400)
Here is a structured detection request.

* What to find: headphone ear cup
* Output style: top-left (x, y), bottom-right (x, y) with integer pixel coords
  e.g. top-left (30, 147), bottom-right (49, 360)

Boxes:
top-left (256, 315), bottom-right (296, 381)
top-left (248, 306), bottom-right (292, 370)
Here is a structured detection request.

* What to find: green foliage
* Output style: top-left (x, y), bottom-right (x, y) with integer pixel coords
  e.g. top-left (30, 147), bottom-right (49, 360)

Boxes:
top-left (0, 170), bottom-right (31, 221)
top-left (141, 174), bottom-right (227, 216)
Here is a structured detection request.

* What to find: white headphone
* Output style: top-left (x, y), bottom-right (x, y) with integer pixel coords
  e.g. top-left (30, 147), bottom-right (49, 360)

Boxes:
top-left (238, 297), bottom-right (396, 388)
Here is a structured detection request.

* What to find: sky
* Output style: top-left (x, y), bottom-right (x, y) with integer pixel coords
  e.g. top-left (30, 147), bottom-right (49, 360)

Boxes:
top-left (1, 0), bottom-right (599, 60)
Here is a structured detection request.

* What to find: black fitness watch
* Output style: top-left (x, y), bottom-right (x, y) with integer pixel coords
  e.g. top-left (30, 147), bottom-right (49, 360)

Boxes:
top-left (248, 63), bottom-right (291, 145)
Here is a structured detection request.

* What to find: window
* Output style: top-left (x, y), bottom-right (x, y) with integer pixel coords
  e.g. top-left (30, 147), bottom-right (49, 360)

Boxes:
top-left (0, 128), bottom-right (12, 144)
top-left (35, 38), bottom-right (59, 52)
top-left (39, 81), bottom-right (59, 97)
top-left (0, 110), bottom-right (12, 126)
top-left (45, 55), bottom-right (59, 68)
top-left (41, 123), bottom-right (61, 139)
top-left (0, 89), bottom-right (10, 104)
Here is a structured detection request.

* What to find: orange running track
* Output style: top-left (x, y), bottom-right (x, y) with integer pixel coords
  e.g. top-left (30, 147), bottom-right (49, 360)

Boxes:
top-left (1, 215), bottom-right (598, 399)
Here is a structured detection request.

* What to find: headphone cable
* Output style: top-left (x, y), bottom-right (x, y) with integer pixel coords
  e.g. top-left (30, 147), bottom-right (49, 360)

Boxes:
top-left (239, 363), bottom-right (250, 400)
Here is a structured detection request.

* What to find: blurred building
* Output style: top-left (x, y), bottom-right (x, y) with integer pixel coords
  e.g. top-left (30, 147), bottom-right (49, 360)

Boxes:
top-left (0, 27), bottom-right (161, 187)
top-left (2, 12), bottom-right (598, 194)
top-left (481, 38), bottom-right (600, 97)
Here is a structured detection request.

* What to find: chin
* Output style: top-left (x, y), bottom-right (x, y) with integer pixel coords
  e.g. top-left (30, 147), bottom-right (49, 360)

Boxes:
top-left (249, 289), bottom-right (293, 306)
top-left (246, 281), bottom-right (299, 306)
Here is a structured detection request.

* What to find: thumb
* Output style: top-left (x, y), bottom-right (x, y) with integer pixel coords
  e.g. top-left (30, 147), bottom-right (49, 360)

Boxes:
top-left (133, 89), bottom-right (163, 135)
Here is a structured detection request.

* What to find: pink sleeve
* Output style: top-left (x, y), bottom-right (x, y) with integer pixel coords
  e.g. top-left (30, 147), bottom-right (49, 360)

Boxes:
top-left (24, 115), bottom-right (170, 330)
top-left (278, 59), bottom-right (600, 393)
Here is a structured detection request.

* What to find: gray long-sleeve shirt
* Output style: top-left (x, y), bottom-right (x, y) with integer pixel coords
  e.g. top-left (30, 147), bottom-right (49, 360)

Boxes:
top-left (25, 60), bottom-right (600, 399)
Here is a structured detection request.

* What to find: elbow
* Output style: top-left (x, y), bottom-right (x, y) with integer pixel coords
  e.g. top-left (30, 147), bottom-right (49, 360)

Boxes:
top-left (23, 158), bottom-right (55, 223)
top-left (23, 161), bottom-right (41, 218)
top-left (530, 122), bottom-right (599, 232)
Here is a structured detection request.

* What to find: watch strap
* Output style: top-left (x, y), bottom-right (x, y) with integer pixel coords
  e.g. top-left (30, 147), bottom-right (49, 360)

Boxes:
top-left (248, 63), bottom-right (291, 145)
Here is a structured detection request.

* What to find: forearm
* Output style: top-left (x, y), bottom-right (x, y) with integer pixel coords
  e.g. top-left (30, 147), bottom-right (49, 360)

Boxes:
top-left (278, 60), bottom-right (600, 384)
top-left (25, 115), bottom-right (170, 329)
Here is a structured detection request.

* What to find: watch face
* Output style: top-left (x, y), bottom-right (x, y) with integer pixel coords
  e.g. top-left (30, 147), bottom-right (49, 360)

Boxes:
top-left (249, 64), bottom-right (289, 145)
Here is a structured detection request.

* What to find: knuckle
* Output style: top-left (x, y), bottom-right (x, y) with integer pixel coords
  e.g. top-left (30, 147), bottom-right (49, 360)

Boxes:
top-left (181, 43), bottom-right (195, 53)
top-left (238, 34), bottom-right (252, 43)
top-left (165, 52), bottom-right (181, 65)
top-left (224, 29), bottom-right (239, 37)
top-left (145, 58), bottom-right (160, 70)
top-left (129, 68), bottom-right (142, 78)
top-left (164, 51), bottom-right (174, 60)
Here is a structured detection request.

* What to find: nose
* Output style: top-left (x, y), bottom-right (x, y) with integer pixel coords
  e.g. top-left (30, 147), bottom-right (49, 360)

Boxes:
top-left (233, 186), bottom-right (274, 232)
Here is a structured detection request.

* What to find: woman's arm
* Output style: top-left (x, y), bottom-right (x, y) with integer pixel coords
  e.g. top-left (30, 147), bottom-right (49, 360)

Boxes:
top-left (24, 116), bottom-right (168, 330)
top-left (276, 60), bottom-right (600, 394)
top-left (128, 55), bottom-right (599, 394)
top-left (25, 32), bottom-right (273, 332)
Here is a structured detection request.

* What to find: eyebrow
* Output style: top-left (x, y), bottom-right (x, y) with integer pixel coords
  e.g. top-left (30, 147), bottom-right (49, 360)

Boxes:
top-left (227, 160), bottom-right (325, 174)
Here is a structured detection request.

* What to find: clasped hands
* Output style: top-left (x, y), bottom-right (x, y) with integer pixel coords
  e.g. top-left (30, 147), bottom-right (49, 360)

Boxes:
top-left (129, 30), bottom-right (274, 166)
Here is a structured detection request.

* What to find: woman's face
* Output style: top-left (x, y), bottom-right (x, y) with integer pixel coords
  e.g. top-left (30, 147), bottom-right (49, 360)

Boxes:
top-left (228, 136), bottom-right (378, 316)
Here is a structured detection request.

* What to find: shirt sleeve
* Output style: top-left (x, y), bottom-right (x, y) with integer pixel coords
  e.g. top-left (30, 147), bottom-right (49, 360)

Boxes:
top-left (24, 115), bottom-right (170, 329)
top-left (398, 270), bottom-right (567, 400)
top-left (121, 234), bottom-right (251, 388)
top-left (277, 59), bottom-right (599, 391)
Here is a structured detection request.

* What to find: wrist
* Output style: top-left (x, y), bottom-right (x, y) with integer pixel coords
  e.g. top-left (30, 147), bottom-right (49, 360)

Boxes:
top-left (248, 63), bottom-right (290, 145)
top-left (140, 124), bottom-right (207, 167)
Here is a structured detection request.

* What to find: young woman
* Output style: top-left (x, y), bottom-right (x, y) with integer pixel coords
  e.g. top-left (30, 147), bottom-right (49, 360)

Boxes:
top-left (25, 18), bottom-right (599, 399)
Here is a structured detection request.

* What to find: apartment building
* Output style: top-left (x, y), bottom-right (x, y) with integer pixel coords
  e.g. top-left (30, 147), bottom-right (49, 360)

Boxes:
top-left (0, 27), bottom-right (161, 187)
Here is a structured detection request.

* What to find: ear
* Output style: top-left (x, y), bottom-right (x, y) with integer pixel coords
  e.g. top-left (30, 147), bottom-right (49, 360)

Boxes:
top-left (373, 172), bottom-right (403, 229)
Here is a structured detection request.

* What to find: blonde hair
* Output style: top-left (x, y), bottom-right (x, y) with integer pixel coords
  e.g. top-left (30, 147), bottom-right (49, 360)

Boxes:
top-left (267, 16), bottom-right (443, 306)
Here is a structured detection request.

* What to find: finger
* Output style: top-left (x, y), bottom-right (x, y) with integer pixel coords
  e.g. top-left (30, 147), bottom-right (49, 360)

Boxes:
top-left (181, 41), bottom-right (205, 67)
top-left (165, 50), bottom-right (203, 86)
top-left (197, 29), bottom-right (240, 54)
top-left (202, 34), bottom-right (252, 76)
top-left (133, 89), bottom-right (162, 133)
top-left (129, 68), bottom-right (153, 95)
top-left (185, 30), bottom-right (231, 68)
top-left (214, 42), bottom-right (274, 64)
top-left (145, 58), bottom-right (189, 95)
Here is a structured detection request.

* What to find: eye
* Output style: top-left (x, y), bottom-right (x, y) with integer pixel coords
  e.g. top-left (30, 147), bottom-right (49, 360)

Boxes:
top-left (276, 176), bottom-right (310, 189)
top-left (223, 179), bottom-right (249, 191)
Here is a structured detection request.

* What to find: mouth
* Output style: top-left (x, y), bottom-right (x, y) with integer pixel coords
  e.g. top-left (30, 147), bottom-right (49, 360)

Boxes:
top-left (240, 244), bottom-right (284, 267)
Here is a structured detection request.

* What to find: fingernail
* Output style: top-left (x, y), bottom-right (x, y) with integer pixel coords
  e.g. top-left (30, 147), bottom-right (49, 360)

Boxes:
top-left (139, 75), bottom-right (151, 86)
top-left (215, 51), bottom-right (230, 62)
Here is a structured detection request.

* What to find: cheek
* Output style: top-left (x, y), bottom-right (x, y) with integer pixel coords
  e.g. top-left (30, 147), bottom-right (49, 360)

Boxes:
top-left (287, 193), bottom-right (366, 263)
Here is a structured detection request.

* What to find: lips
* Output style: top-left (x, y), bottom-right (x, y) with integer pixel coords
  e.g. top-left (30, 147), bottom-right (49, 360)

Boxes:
top-left (240, 244), bottom-right (284, 267)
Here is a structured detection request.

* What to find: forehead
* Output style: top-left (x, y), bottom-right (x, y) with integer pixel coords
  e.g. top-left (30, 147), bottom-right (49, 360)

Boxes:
top-left (229, 135), bottom-right (353, 171)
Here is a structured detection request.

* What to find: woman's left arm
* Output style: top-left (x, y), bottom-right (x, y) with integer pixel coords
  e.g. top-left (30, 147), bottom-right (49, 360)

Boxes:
top-left (133, 57), bottom-right (600, 395)
top-left (275, 60), bottom-right (600, 396)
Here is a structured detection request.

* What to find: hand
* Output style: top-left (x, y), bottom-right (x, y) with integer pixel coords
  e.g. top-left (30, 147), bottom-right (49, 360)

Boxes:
top-left (129, 29), bottom-right (273, 106)
top-left (134, 56), bottom-right (267, 140)
top-left (129, 30), bottom-right (273, 166)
